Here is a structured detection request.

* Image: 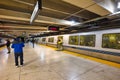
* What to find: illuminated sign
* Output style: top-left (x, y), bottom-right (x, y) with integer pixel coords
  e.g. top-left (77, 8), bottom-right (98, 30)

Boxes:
top-left (48, 26), bottom-right (59, 31)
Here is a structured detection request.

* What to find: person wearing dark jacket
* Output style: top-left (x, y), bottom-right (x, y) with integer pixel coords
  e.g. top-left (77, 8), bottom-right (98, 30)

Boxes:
top-left (11, 37), bottom-right (25, 67)
top-left (6, 39), bottom-right (11, 53)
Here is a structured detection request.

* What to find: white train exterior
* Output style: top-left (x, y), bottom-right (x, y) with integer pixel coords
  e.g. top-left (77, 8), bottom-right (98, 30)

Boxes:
top-left (39, 28), bottom-right (120, 63)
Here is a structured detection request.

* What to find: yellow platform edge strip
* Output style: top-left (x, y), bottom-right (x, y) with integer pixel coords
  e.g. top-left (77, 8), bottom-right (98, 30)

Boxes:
top-left (41, 45), bottom-right (120, 69)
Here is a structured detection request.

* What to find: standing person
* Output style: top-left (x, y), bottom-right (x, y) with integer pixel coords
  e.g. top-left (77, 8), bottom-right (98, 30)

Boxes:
top-left (57, 38), bottom-right (63, 51)
top-left (11, 37), bottom-right (25, 67)
top-left (6, 39), bottom-right (11, 53)
top-left (32, 38), bottom-right (35, 48)
top-left (21, 37), bottom-right (25, 43)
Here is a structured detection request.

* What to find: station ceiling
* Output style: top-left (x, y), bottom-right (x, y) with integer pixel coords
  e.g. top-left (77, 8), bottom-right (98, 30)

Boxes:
top-left (0, 0), bottom-right (120, 37)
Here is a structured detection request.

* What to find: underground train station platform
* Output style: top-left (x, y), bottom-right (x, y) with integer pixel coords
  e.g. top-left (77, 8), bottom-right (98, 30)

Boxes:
top-left (0, 43), bottom-right (120, 80)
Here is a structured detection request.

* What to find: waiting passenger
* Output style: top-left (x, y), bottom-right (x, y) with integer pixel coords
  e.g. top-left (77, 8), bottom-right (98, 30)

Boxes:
top-left (32, 38), bottom-right (35, 48)
top-left (11, 37), bottom-right (25, 67)
top-left (6, 39), bottom-right (11, 53)
top-left (57, 39), bottom-right (63, 51)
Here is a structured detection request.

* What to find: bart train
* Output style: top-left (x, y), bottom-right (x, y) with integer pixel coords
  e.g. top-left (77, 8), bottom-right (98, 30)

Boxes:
top-left (39, 28), bottom-right (120, 63)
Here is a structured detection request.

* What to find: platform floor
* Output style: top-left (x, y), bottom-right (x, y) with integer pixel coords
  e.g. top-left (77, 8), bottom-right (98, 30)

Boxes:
top-left (0, 43), bottom-right (120, 80)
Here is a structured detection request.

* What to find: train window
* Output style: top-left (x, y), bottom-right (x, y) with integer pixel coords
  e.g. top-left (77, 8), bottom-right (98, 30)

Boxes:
top-left (80, 35), bottom-right (95, 47)
top-left (42, 38), bottom-right (46, 42)
top-left (48, 37), bottom-right (54, 42)
top-left (102, 33), bottom-right (120, 49)
top-left (69, 35), bottom-right (79, 45)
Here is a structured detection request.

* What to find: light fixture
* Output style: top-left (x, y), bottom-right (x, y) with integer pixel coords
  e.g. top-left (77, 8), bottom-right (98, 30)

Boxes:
top-left (30, 0), bottom-right (42, 24)
top-left (117, 2), bottom-right (120, 9)
top-left (71, 20), bottom-right (76, 24)
top-left (65, 20), bottom-right (80, 26)
top-left (110, 11), bottom-right (120, 15)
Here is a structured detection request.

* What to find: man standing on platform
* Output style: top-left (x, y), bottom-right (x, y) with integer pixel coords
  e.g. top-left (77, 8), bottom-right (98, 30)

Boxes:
top-left (57, 38), bottom-right (63, 51)
top-left (32, 38), bottom-right (35, 48)
top-left (11, 37), bottom-right (25, 67)
top-left (6, 39), bottom-right (11, 53)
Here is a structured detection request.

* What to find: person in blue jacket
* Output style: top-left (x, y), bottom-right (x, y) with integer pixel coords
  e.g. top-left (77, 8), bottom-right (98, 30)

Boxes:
top-left (11, 37), bottom-right (25, 67)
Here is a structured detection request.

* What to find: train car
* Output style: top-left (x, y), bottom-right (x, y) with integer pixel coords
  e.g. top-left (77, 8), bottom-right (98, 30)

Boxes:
top-left (39, 28), bottom-right (120, 63)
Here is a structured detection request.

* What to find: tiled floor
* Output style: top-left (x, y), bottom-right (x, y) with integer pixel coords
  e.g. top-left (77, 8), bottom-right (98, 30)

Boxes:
top-left (0, 43), bottom-right (120, 80)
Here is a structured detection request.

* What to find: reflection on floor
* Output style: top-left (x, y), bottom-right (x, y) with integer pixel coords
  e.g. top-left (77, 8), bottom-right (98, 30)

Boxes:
top-left (0, 43), bottom-right (120, 80)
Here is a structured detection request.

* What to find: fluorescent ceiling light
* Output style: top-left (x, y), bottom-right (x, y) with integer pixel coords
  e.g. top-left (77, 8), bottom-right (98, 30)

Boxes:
top-left (71, 20), bottom-right (75, 24)
top-left (65, 20), bottom-right (80, 26)
top-left (110, 11), bottom-right (120, 15)
top-left (118, 2), bottom-right (120, 8)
